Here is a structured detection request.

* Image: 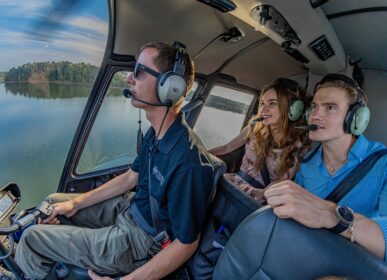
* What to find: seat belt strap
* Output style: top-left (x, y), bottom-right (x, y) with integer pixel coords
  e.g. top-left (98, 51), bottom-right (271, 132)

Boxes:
top-left (260, 163), bottom-right (270, 187)
top-left (326, 149), bottom-right (387, 203)
top-left (148, 156), bottom-right (171, 248)
top-left (236, 163), bottom-right (270, 189)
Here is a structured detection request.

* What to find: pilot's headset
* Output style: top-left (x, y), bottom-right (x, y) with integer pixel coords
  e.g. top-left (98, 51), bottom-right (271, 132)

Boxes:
top-left (156, 42), bottom-right (187, 106)
top-left (314, 74), bottom-right (370, 136)
top-left (275, 78), bottom-right (305, 121)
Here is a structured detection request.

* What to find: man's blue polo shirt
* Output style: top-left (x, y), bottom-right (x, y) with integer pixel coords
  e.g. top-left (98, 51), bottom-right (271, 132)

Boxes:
top-left (131, 113), bottom-right (214, 244)
top-left (295, 135), bottom-right (387, 261)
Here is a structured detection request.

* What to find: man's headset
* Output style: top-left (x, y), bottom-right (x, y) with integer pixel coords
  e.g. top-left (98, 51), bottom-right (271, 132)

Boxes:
top-left (275, 78), bottom-right (305, 121)
top-left (313, 73), bottom-right (370, 136)
top-left (156, 41), bottom-right (188, 106)
top-left (124, 42), bottom-right (188, 107)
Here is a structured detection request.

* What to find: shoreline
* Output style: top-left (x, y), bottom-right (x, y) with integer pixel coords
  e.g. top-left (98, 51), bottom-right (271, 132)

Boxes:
top-left (3, 80), bottom-right (94, 86)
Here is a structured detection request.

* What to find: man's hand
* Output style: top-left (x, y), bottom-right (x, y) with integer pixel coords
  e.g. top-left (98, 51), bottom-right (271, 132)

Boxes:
top-left (264, 180), bottom-right (337, 229)
top-left (41, 200), bottom-right (78, 224)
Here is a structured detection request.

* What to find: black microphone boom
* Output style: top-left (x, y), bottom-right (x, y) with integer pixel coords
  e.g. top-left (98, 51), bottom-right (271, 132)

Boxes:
top-left (295, 124), bottom-right (319, 131)
top-left (250, 116), bottom-right (264, 126)
top-left (122, 88), bottom-right (167, 107)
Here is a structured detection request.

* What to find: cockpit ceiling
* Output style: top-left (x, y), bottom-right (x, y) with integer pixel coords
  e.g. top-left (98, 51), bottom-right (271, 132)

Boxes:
top-left (321, 0), bottom-right (387, 14)
top-left (311, 0), bottom-right (387, 71)
top-left (329, 13), bottom-right (387, 71)
top-left (112, 0), bottom-right (387, 88)
top-left (112, 0), bottom-right (304, 89)
top-left (222, 40), bottom-right (305, 89)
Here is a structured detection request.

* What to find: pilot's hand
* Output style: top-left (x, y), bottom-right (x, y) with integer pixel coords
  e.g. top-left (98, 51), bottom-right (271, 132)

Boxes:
top-left (41, 200), bottom-right (78, 224)
top-left (241, 185), bottom-right (266, 204)
top-left (264, 180), bottom-right (337, 229)
top-left (88, 270), bottom-right (113, 280)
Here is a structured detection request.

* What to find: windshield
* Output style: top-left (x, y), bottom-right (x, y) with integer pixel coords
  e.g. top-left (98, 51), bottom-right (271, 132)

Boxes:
top-left (0, 0), bottom-right (109, 210)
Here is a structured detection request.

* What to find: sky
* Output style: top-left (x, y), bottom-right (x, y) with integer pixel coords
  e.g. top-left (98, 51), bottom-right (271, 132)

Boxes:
top-left (0, 0), bottom-right (109, 71)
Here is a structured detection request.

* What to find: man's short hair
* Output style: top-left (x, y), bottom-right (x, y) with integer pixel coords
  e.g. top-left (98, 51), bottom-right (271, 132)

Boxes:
top-left (314, 73), bottom-right (367, 106)
top-left (141, 42), bottom-right (195, 93)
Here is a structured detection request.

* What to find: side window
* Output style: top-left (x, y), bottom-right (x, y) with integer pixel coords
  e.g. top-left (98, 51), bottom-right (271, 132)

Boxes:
top-left (184, 82), bottom-right (198, 103)
top-left (76, 71), bottom-right (151, 174)
top-left (76, 73), bottom-right (198, 174)
top-left (194, 85), bottom-right (254, 149)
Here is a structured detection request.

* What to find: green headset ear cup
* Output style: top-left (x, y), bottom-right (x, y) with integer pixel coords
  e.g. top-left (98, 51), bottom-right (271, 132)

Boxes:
top-left (288, 100), bottom-right (305, 121)
top-left (305, 107), bottom-right (312, 125)
top-left (350, 106), bottom-right (370, 136)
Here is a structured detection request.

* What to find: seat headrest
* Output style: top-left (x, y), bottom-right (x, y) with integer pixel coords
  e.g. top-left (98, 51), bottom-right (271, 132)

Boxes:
top-left (214, 207), bottom-right (387, 279)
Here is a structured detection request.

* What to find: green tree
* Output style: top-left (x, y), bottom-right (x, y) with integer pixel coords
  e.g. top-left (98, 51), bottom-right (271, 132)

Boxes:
top-left (4, 61), bottom-right (102, 84)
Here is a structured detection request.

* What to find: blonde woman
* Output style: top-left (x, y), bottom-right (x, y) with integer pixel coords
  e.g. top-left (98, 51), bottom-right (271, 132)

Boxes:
top-left (210, 78), bottom-right (310, 202)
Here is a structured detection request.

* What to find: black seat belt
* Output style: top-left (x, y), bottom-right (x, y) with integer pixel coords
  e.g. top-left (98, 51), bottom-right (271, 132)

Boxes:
top-left (148, 155), bottom-right (171, 248)
top-left (236, 163), bottom-right (270, 189)
top-left (260, 163), bottom-right (270, 186)
top-left (326, 149), bottom-right (387, 203)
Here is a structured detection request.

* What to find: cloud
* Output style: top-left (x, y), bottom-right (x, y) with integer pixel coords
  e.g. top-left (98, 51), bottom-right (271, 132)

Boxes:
top-left (0, 0), bottom-right (52, 17)
top-left (65, 15), bottom-right (107, 36)
top-left (0, 15), bottom-right (108, 71)
top-left (28, 15), bottom-right (107, 42)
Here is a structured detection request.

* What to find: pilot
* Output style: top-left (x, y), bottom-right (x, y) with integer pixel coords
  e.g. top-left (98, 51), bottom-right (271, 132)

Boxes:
top-left (14, 42), bottom-right (215, 279)
top-left (210, 78), bottom-right (310, 203)
top-left (264, 74), bottom-right (387, 261)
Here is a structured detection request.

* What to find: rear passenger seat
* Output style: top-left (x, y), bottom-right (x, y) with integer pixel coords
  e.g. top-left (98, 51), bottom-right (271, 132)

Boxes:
top-left (213, 207), bottom-right (387, 279)
top-left (188, 175), bottom-right (262, 279)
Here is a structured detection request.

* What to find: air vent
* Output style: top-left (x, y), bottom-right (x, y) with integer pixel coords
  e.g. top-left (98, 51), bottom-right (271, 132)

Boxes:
top-left (308, 35), bottom-right (335, 61)
top-left (197, 0), bottom-right (237, 12)
top-left (281, 41), bottom-right (310, 64)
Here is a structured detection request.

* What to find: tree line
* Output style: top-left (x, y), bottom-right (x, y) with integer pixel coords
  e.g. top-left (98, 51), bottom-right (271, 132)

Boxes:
top-left (4, 61), bottom-right (101, 84)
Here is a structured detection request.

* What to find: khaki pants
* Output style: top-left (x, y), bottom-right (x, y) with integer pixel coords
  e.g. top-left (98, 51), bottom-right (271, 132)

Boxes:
top-left (15, 192), bottom-right (161, 279)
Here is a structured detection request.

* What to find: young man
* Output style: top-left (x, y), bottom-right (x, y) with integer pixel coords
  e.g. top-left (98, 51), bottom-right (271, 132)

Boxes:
top-left (264, 74), bottom-right (387, 261)
top-left (14, 42), bottom-right (215, 279)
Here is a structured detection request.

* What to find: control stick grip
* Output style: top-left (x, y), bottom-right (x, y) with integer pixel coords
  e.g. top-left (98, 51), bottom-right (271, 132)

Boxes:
top-left (36, 201), bottom-right (53, 220)
top-left (36, 201), bottom-right (72, 225)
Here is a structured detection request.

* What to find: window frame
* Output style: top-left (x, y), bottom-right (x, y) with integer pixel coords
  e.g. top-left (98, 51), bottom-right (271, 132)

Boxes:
top-left (71, 69), bottom-right (205, 178)
top-left (191, 78), bottom-right (259, 149)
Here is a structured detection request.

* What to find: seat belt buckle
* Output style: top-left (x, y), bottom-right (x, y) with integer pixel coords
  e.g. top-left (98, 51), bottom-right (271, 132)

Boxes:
top-left (154, 231), bottom-right (171, 248)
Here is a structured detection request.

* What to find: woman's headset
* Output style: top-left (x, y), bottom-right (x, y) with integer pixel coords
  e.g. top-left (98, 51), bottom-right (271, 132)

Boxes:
top-left (314, 74), bottom-right (370, 136)
top-left (275, 78), bottom-right (305, 121)
top-left (156, 42), bottom-right (187, 106)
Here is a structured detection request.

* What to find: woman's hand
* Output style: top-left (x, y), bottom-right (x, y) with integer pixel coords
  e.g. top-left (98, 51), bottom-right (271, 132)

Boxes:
top-left (241, 185), bottom-right (266, 204)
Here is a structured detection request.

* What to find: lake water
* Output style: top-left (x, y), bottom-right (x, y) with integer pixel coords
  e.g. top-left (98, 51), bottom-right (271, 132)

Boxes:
top-left (0, 83), bottom-right (96, 209)
top-left (0, 82), bottom-right (245, 210)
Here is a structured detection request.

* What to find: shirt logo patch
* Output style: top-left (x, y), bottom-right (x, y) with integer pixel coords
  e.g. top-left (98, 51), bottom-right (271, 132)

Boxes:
top-left (152, 166), bottom-right (165, 185)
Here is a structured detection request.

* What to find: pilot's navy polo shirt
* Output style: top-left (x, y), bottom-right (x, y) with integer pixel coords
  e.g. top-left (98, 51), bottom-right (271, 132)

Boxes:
top-left (131, 113), bottom-right (214, 244)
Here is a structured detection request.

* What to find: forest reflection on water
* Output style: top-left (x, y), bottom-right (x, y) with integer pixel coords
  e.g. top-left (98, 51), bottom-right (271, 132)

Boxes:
top-left (0, 82), bottom-right (98, 209)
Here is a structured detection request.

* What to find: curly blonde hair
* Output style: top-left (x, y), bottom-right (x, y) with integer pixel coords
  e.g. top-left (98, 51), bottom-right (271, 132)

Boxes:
top-left (249, 78), bottom-right (310, 177)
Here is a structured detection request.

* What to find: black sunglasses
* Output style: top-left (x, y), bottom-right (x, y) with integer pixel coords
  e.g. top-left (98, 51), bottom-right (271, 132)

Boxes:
top-left (133, 63), bottom-right (160, 79)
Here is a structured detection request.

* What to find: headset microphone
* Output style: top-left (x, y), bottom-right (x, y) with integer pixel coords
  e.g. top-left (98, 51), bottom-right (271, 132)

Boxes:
top-left (122, 89), bottom-right (171, 107)
top-left (295, 124), bottom-right (319, 131)
top-left (123, 88), bottom-right (132, 98)
top-left (250, 117), bottom-right (264, 126)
